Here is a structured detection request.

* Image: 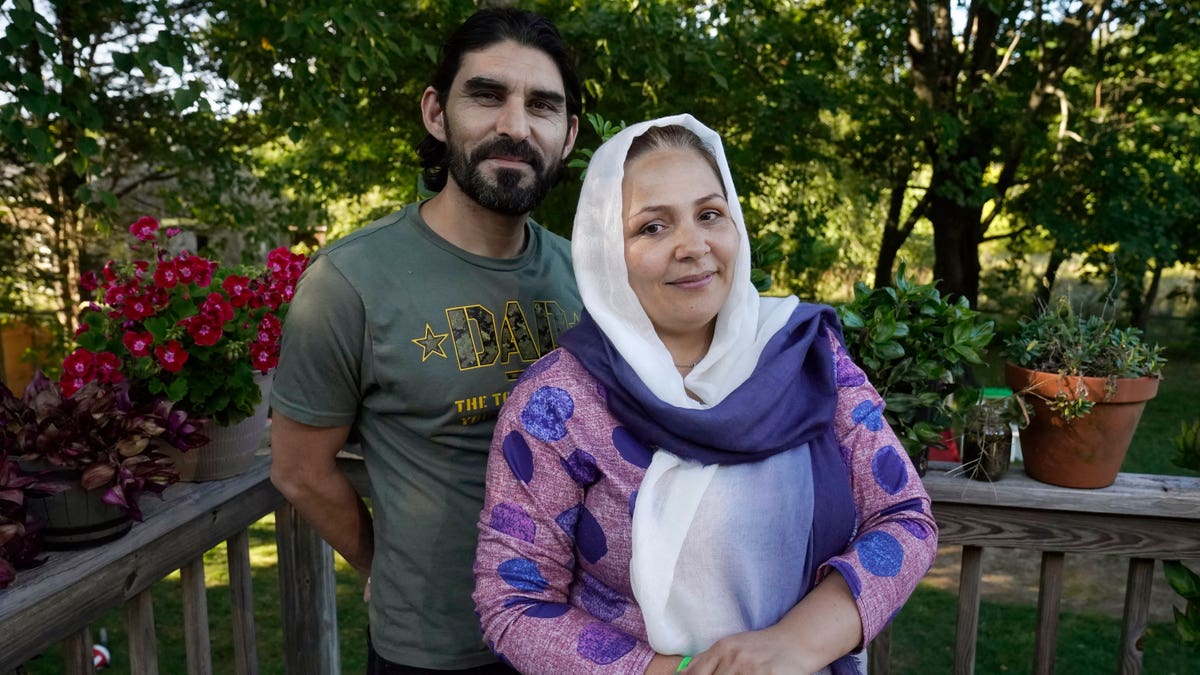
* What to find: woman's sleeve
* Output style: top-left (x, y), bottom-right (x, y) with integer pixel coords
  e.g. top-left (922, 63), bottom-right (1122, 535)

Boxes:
top-left (473, 357), bottom-right (656, 675)
top-left (818, 329), bottom-right (940, 643)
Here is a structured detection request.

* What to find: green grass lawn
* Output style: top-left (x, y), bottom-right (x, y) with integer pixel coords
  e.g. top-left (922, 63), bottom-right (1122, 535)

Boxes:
top-left (23, 318), bottom-right (1200, 674)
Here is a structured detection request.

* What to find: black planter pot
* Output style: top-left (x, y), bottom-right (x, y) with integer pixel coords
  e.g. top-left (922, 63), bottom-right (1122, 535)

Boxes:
top-left (20, 463), bottom-right (131, 550)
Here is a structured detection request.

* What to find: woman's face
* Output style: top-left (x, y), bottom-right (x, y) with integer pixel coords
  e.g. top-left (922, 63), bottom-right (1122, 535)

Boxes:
top-left (621, 146), bottom-right (739, 345)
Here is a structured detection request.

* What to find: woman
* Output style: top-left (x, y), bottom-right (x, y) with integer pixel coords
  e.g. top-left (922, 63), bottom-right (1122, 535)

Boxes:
top-left (473, 115), bottom-right (937, 674)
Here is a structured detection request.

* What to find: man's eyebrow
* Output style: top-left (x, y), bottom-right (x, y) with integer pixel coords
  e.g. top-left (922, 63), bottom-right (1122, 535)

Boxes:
top-left (462, 76), bottom-right (565, 105)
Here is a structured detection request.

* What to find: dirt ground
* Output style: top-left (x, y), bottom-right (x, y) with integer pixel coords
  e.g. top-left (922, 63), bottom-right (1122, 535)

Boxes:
top-left (925, 545), bottom-right (1196, 623)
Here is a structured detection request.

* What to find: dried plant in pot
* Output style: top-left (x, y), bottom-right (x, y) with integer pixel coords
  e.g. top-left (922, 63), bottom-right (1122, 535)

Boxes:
top-left (0, 372), bottom-right (207, 550)
top-left (1003, 296), bottom-right (1165, 489)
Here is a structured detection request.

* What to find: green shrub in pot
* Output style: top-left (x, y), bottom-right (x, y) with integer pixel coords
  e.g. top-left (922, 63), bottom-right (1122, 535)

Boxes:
top-left (836, 262), bottom-right (995, 467)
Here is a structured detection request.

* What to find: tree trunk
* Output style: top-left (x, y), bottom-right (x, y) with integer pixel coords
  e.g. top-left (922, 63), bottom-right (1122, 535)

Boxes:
top-left (874, 179), bottom-right (910, 288)
top-left (1131, 263), bottom-right (1162, 331)
top-left (1036, 248), bottom-right (1067, 311)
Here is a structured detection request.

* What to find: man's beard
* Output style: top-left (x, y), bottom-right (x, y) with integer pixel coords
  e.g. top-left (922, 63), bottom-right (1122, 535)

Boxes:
top-left (446, 133), bottom-right (565, 217)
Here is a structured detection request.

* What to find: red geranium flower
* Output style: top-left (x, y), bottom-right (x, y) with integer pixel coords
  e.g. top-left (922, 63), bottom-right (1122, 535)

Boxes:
top-left (122, 331), bottom-right (154, 358)
top-left (63, 348), bottom-right (95, 378)
top-left (129, 216), bottom-right (159, 242)
top-left (94, 351), bottom-right (124, 383)
top-left (153, 260), bottom-right (180, 289)
top-left (200, 292), bottom-right (235, 323)
top-left (183, 314), bottom-right (223, 347)
top-left (154, 341), bottom-right (189, 373)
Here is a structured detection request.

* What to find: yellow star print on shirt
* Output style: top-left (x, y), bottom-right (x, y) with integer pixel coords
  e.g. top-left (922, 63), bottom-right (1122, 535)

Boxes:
top-left (411, 323), bottom-right (449, 362)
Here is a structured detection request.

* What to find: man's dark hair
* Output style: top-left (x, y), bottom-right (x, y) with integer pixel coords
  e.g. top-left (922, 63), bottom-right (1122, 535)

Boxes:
top-left (416, 7), bottom-right (582, 192)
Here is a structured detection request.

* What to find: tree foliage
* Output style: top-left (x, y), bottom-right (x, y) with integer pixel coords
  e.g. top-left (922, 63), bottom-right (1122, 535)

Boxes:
top-left (2, 0), bottom-right (1198, 354)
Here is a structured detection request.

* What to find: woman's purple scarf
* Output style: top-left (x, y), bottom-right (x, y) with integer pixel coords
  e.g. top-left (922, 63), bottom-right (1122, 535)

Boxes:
top-left (560, 302), bottom-right (861, 673)
top-left (559, 303), bottom-right (842, 465)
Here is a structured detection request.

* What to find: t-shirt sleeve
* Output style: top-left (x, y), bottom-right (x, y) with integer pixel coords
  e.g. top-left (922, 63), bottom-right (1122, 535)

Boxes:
top-left (270, 254), bottom-right (366, 427)
top-left (473, 357), bottom-right (655, 675)
top-left (818, 329), bottom-right (939, 644)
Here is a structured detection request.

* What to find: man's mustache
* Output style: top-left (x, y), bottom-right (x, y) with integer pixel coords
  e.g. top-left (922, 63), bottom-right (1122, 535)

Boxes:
top-left (470, 138), bottom-right (545, 172)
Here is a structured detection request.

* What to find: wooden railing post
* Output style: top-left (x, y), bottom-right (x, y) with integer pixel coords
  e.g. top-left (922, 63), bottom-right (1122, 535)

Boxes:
top-left (181, 557), bottom-right (213, 675)
top-left (1033, 551), bottom-right (1064, 674)
top-left (954, 545), bottom-right (983, 675)
top-left (275, 502), bottom-right (340, 675)
top-left (1118, 557), bottom-right (1155, 675)
top-left (228, 530), bottom-right (260, 675)
top-left (126, 589), bottom-right (159, 675)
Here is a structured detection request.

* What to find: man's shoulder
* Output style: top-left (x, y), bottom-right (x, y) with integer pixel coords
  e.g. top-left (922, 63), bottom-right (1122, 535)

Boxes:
top-left (318, 205), bottom-right (417, 259)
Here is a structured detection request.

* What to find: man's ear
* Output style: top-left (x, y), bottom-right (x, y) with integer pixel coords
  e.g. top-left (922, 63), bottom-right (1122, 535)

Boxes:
top-left (561, 114), bottom-right (581, 160)
top-left (421, 86), bottom-right (447, 142)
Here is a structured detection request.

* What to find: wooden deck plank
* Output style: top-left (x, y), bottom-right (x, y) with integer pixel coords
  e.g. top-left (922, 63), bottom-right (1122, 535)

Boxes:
top-left (923, 462), bottom-right (1200, 519)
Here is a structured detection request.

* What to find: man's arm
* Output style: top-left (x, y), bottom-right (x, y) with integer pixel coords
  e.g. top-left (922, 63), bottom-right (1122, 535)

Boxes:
top-left (270, 413), bottom-right (374, 576)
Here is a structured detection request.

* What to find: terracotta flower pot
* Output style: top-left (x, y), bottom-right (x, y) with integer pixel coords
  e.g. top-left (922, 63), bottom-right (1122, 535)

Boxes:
top-left (1004, 363), bottom-right (1160, 489)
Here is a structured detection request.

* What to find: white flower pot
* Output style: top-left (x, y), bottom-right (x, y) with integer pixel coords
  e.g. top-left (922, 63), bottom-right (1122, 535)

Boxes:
top-left (163, 372), bottom-right (272, 482)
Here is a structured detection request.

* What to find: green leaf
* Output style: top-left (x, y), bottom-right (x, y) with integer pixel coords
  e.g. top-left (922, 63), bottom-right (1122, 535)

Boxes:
top-left (1165, 560), bottom-right (1200, 599)
top-left (112, 51), bottom-right (136, 74)
top-left (144, 317), bottom-right (170, 342)
top-left (77, 136), bottom-right (100, 157)
top-left (173, 87), bottom-right (199, 112)
top-left (167, 378), bottom-right (188, 402)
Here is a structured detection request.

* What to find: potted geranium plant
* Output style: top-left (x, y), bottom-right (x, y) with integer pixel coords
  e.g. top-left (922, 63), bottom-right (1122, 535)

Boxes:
top-left (836, 263), bottom-right (995, 475)
top-left (66, 216), bottom-right (308, 480)
top-left (1003, 296), bottom-right (1165, 488)
top-left (1, 372), bottom-right (206, 550)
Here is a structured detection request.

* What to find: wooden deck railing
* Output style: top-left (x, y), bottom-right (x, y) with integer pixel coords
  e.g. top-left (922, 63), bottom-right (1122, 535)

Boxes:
top-left (3, 457), bottom-right (1197, 674)
top-left (869, 462), bottom-right (1200, 675)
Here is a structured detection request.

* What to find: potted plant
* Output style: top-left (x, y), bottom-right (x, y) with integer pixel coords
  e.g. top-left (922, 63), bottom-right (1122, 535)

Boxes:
top-left (67, 216), bottom-right (308, 480)
top-left (1003, 296), bottom-right (1165, 488)
top-left (0, 372), bottom-right (206, 549)
top-left (836, 263), bottom-right (995, 475)
top-left (1, 450), bottom-right (68, 588)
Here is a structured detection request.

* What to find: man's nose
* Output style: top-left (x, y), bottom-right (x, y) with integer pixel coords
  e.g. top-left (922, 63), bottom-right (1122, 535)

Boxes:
top-left (495, 100), bottom-right (531, 141)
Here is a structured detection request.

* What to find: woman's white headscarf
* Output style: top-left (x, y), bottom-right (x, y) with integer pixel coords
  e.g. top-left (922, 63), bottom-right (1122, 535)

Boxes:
top-left (571, 114), bottom-right (798, 408)
top-left (569, 115), bottom-right (830, 661)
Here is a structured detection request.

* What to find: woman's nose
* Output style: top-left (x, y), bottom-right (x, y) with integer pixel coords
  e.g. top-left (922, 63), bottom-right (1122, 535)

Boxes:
top-left (674, 223), bottom-right (711, 259)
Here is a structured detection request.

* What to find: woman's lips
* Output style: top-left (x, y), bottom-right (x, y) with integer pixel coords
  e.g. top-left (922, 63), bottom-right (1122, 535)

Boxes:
top-left (668, 272), bottom-right (715, 289)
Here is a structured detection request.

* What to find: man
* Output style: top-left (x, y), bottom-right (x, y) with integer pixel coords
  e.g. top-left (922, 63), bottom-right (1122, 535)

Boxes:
top-left (269, 8), bottom-right (582, 673)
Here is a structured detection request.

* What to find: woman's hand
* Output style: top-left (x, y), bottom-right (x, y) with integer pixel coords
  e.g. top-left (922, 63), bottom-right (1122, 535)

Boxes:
top-left (682, 627), bottom-right (817, 675)
top-left (680, 573), bottom-right (862, 674)
top-left (644, 653), bottom-right (689, 675)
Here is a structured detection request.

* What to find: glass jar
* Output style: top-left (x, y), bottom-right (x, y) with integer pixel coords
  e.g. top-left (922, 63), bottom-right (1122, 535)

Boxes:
top-left (961, 388), bottom-right (1013, 481)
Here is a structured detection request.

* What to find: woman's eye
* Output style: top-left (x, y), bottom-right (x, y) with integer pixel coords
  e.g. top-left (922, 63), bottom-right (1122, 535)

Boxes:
top-left (639, 222), bottom-right (665, 235)
top-left (699, 209), bottom-right (723, 222)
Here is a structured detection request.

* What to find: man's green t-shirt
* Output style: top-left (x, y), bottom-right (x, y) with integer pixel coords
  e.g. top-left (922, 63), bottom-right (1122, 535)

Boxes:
top-left (271, 203), bottom-right (581, 668)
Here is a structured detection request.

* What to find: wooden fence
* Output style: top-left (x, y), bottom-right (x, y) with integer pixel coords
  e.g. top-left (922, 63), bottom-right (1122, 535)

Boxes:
top-left (2, 457), bottom-right (1198, 674)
